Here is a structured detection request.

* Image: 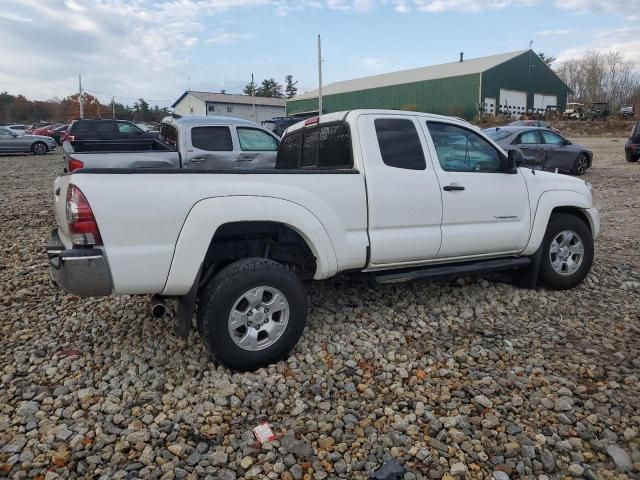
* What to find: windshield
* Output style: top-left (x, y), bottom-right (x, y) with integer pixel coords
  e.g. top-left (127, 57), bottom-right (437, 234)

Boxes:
top-left (482, 129), bottom-right (512, 141)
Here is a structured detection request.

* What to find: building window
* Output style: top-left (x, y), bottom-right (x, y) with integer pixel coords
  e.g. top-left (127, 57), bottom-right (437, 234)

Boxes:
top-left (227, 105), bottom-right (234, 113)
top-left (208, 105), bottom-right (215, 113)
top-left (190, 107), bottom-right (194, 114)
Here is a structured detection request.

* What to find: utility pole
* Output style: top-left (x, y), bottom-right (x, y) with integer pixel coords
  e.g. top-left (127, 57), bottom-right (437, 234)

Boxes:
top-left (78, 73), bottom-right (84, 119)
top-left (317, 34), bottom-right (323, 116)
top-left (112, 96), bottom-right (115, 119)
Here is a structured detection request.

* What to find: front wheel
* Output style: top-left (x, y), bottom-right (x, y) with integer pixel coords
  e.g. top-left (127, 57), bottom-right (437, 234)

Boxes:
top-left (572, 153), bottom-right (589, 175)
top-left (31, 142), bottom-right (48, 155)
top-left (538, 214), bottom-right (594, 290)
top-left (197, 258), bottom-right (307, 371)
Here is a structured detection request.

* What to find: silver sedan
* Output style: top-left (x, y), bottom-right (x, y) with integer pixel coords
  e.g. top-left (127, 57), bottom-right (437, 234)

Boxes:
top-left (483, 126), bottom-right (593, 175)
top-left (0, 127), bottom-right (57, 155)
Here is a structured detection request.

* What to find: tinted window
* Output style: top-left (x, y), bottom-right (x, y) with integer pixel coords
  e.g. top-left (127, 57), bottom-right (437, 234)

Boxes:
top-left (71, 121), bottom-right (92, 135)
top-left (518, 131), bottom-right (540, 144)
top-left (95, 122), bottom-right (116, 137)
top-left (374, 118), bottom-right (425, 170)
top-left (237, 128), bottom-right (278, 151)
top-left (318, 124), bottom-right (352, 168)
top-left (427, 122), bottom-right (502, 172)
top-left (540, 130), bottom-right (565, 145)
top-left (276, 133), bottom-right (302, 168)
top-left (301, 128), bottom-right (318, 167)
top-left (117, 122), bottom-right (142, 134)
top-left (191, 126), bottom-right (233, 151)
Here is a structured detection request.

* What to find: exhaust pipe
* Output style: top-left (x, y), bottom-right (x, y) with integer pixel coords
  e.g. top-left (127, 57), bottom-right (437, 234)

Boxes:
top-left (151, 295), bottom-right (168, 318)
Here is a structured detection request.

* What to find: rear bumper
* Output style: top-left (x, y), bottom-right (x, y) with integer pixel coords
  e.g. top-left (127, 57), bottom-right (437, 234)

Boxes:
top-left (45, 228), bottom-right (112, 297)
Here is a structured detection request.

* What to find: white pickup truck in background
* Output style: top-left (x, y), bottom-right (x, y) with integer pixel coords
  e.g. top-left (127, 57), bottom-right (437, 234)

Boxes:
top-left (46, 110), bottom-right (599, 370)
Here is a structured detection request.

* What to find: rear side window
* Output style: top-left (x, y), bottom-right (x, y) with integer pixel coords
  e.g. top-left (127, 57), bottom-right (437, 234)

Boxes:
top-left (237, 127), bottom-right (278, 151)
top-left (95, 122), bottom-right (116, 137)
top-left (71, 121), bottom-right (92, 135)
top-left (318, 124), bottom-right (351, 168)
top-left (374, 118), bottom-right (426, 170)
top-left (276, 133), bottom-right (301, 168)
top-left (276, 122), bottom-right (353, 169)
top-left (191, 126), bottom-right (233, 151)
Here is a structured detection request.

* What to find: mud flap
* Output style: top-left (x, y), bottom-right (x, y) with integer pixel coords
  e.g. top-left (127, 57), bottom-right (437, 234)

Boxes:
top-left (512, 247), bottom-right (542, 289)
top-left (174, 266), bottom-right (202, 338)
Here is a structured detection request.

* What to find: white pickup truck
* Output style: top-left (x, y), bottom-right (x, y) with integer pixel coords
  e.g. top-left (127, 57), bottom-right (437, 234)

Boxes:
top-left (46, 110), bottom-right (599, 370)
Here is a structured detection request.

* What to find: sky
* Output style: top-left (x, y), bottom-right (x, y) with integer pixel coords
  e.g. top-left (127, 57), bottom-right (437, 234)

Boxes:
top-left (1, 0), bottom-right (639, 107)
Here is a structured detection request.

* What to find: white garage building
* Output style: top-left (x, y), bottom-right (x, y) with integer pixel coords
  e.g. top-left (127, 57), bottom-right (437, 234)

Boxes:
top-left (172, 91), bottom-right (286, 124)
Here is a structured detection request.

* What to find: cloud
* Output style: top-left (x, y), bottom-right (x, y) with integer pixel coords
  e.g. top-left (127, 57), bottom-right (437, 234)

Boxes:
top-left (206, 32), bottom-right (255, 44)
top-left (554, 0), bottom-right (638, 19)
top-left (555, 26), bottom-right (640, 66)
top-left (0, 12), bottom-right (34, 22)
top-left (413, 0), bottom-right (536, 13)
top-left (537, 29), bottom-right (573, 37)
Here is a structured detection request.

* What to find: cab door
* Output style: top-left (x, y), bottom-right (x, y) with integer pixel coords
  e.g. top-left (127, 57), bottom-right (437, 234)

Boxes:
top-left (422, 121), bottom-right (531, 258)
top-left (357, 114), bottom-right (443, 267)
top-left (183, 125), bottom-right (236, 169)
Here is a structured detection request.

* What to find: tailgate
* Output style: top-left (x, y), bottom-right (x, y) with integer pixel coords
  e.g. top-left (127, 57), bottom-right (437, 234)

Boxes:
top-left (53, 175), bottom-right (72, 248)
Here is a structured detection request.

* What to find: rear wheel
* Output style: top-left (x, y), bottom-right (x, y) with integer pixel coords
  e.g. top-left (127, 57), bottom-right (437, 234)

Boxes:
top-left (31, 142), bottom-right (47, 155)
top-left (572, 153), bottom-right (588, 175)
top-left (538, 214), bottom-right (593, 290)
top-left (197, 258), bottom-right (307, 371)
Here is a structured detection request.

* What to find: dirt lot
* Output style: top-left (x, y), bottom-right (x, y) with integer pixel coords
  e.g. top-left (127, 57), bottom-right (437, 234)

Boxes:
top-left (0, 139), bottom-right (639, 480)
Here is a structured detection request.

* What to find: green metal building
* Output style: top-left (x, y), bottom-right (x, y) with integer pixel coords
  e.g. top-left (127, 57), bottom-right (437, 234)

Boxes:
top-left (286, 50), bottom-right (570, 120)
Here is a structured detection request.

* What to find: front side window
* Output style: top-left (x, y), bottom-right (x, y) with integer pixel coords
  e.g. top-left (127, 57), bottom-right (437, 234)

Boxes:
top-left (427, 122), bottom-right (502, 172)
top-left (540, 130), bottom-right (565, 145)
top-left (0, 128), bottom-right (12, 136)
top-left (518, 131), bottom-right (541, 144)
top-left (191, 126), bottom-right (233, 151)
top-left (374, 118), bottom-right (426, 170)
top-left (237, 127), bottom-right (278, 151)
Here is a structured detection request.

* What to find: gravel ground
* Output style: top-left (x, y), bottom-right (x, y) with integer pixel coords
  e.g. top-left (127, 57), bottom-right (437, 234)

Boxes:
top-left (1, 139), bottom-right (639, 480)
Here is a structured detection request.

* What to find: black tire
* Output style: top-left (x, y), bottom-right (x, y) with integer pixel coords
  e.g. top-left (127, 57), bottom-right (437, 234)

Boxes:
top-left (626, 151), bottom-right (638, 162)
top-left (197, 257), bottom-right (307, 371)
top-left (538, 214), bottom-right (594, 290)
top-left (571, 153), bottom-right (589, 175)
top-left (31, 142), bottom-right (47, 155)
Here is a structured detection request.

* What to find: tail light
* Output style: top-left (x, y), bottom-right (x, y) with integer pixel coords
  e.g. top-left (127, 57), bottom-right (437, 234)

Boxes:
top-left (67, 135), bottom-right (75, 142)
top-left (66, 185), bottom-right (102, 246)
top-left (68, 157), bottom-right (84, 172)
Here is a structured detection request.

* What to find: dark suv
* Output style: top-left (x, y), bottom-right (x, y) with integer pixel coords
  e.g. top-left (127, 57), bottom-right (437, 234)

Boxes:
top-left (64, 119), bottom-right (157, 142)
top-left (625, 121), bottom-right (640, 162)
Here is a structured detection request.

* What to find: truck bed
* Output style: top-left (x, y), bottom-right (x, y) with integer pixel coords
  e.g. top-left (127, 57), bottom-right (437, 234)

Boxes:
top-left (63, 139), bottom-right (180, 170)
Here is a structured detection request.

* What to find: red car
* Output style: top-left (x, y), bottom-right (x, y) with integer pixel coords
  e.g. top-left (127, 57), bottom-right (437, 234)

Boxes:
top-left (31, 124), bottom-right (62, 136)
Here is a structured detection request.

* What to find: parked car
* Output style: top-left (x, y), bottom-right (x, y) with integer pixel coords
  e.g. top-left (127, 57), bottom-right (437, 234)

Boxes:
top-left (46, 110), bottom-right (599, 371)
top-left (31, 123), bottom-right (64, 137)
top-left (26, 122), bottom-right (54, 134)
top-left (0, 126), bottom-right (57, 154)
top-left (51, 125), bottom-right (69, 145)
top-left (7, 124), bottom-right (27, 132)
top-left (63, 116), bottom-right (280, 172)
top-left (620, 106), bottom-right (635, 118)
top-left (483, 126), bottom-right (592, 175)
top-left (262, 115), bottom-right (313, 137)
top-left (508, 119), bottom-right (559, 133)
top-left (585, 102), bottom-right (610, 120)
top-left (564, 103), bottom-right (584, 120)
top-left (625, 120), bottom-right (640, 162)
top-left (64, 119), bottom-right (158, 142)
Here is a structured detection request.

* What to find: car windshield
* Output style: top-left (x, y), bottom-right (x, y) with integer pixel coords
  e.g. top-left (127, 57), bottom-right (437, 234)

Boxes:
top-left (482, 129), bottom-right (512, 141)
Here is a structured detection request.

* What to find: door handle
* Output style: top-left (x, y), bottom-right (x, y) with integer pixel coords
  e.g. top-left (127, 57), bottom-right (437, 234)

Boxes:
top-left (443, 185), bottom-right (465, 191)
top-left (190, 158), bottom-right (205, 163)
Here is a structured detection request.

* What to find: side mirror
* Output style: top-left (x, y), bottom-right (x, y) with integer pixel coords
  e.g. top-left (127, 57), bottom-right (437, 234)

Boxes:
top-left (564, 139), bottom-right (571, 145)
top-left (507, 150), bottom-right (523, 172)
top-left (11, 133), bottom-right (18, 138)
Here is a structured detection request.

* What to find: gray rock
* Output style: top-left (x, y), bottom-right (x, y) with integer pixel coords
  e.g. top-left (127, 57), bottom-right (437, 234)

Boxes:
top-left (606, 444), bottom-right (632, 471)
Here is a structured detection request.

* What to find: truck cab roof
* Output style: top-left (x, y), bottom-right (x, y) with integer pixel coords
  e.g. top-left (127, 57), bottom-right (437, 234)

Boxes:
top-left (161, 115), bottom-right (261, 128)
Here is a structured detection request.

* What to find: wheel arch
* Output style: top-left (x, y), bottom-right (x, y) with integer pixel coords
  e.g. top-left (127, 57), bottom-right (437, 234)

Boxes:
top-left (522, 191), bottom-right (593, 256)
top-left (161, 196), bottom-right (338, 295)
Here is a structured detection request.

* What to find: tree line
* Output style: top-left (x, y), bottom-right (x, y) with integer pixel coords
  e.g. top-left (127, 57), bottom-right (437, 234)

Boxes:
top-left (243, 75), bottom-right (298, 99)
top-left (554, 51), bottom-right (640, 111)
top-left (0, 91), bottom-right (171, 124)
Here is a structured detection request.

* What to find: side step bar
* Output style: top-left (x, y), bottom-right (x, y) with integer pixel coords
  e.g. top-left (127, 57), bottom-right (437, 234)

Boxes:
top-left (375, 257), bottom-right (531, 284)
